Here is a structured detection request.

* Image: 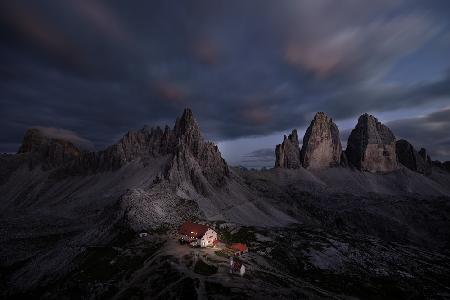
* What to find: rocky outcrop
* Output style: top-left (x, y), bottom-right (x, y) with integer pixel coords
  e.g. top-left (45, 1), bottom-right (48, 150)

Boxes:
top-left (346, 114), bottom-right (399, 173)
top-left (18, 128), bottom-right (81, 169)
top-left (396, 139), bottom-right (432, 175)
top-left (50, 108), bottom-right (229, 192)
top-left (275, 130), bottom-right (302, 169)
top-left (300, 112), bottom-right (342, 169)
top-left (418, 148), bottom-right (432, 175)
top-left (166, 109), bottom-right (229, 191)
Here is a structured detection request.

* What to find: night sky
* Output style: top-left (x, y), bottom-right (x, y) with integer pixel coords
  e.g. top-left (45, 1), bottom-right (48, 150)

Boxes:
top-left (1, 1), bottom-right (450, 168)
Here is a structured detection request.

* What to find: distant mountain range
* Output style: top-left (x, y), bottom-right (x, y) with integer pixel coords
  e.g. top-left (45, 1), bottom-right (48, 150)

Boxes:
top-left (1, 108), bottom-right (450, 299)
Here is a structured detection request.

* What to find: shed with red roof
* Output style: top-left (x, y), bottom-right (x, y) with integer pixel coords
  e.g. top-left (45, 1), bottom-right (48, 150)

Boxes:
top-left (229, 243), bottom-right (248, 256)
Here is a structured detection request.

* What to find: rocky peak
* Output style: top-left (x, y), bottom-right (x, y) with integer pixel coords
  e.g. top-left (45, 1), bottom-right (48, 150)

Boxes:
top-left (174, 108), bottom-right (196, 134)
top-left (419, 147), bottom-right (432, 174)
top-left (17, 128), bottom-right (81, 169)
top-left (67, 108), bottom-right (229, 192)
top-left (174, 108), bottom-right (203, 156)
top-left (168, 109), bottom-right (229, 191)
top-left (418, 148), bottom-right (431, 163)
top-left (346, 114), bottom-right (399, 173)
top-left (275, 129), bottom-right (302, 169)
top-left (300, 112), bottom-right (342, 169)
top-left (17, 128), bottom-right (44, 154)
top-left (396, 140), bottom-right (432, 175)
top-left (288, 129), bottom-right (299, 143)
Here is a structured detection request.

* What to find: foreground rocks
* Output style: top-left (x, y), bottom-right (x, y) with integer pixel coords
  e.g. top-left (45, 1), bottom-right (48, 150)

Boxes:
top-left (346, 114), bottom-right (399, 173)
top-left (275, 130), bottom-right (302, 169)
top-left (300, 112), bottom-right (342, 169)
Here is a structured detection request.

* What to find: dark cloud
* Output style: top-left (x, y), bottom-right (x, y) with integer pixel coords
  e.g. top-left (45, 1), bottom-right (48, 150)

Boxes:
top-left (326, 71), bottom-right (450, 120)
top-left (0, 0), bottom-right (449, 160)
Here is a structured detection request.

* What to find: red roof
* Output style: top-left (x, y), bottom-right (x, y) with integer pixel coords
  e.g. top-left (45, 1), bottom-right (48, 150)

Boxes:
top-left (179, 221), bottom-right (209, 239)
top-left (230, 243), bottom-right (247, 252)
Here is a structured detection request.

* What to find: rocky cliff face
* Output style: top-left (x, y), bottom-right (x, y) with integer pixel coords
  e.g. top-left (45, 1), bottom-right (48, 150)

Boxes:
top-left (166, 109), bottom-right (229, 191)
top-left (396, 140), bottom-right (432, 175)
top-left (300, 112), bottom-right (342, 169)
top-left (35, 108), bottom-right (229, 191)
top-left (275, 129), bottom-right (302, 169)
top-left (79, 124), bottom-right (178, 172)
top-left (18, 128), bottom-right (81, 169)
top-left (418, 148), bottom-right (433, 175)
top-left (346, 114), bottom-right (399, 173)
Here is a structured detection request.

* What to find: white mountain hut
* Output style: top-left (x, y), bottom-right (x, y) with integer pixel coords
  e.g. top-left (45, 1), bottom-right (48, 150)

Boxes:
top-left (179, 221), bottom-right (217, 247)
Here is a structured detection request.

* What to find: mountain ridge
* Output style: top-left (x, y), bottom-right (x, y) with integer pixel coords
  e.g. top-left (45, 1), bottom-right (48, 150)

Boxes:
top-left (1, 108), bottom-right (450, 299)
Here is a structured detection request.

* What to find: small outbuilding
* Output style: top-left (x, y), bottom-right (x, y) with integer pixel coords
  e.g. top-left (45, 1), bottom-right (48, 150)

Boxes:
top-left (230, 257), bottom-right (245, 276)
top-left (179, 221), bottom-right (217, 247)
top-left (229, 243), bottom-right (248, 256)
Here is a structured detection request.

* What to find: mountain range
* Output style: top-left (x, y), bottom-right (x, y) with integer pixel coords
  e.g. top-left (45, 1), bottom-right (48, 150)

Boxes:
top-left (1, 108), bottom-right (450, 299)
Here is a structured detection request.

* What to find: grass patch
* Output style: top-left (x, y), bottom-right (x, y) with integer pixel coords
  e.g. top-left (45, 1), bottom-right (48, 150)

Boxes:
top-left (193, 259), bottom-right (218, 276)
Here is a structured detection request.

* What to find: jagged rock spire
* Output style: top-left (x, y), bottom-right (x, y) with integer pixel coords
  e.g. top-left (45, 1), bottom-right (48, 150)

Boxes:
top-left (275, 129), bottom-right (302, 169)
top-left (17, 128), bottom-right (81, 169)
top-left (174, 108), bottom-right (199, 136)
top-left (396, 139), bottom-right (432, 175)
top-left (168, 108), bottom-right (229, 192)
top-left (300, 112), bottom-right (342, 169)
top-left (174, 108), bottom-right (203, 156)
top-left (346, 113), bottom-right (399, 173)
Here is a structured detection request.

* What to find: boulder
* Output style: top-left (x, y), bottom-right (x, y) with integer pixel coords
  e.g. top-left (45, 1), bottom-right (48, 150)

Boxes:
top-left (346, 114), bottom-right (399, 173)
top-left (300, 112), bottom-right (342, 169)
top-left (275, 129), bottom-right (302, 169)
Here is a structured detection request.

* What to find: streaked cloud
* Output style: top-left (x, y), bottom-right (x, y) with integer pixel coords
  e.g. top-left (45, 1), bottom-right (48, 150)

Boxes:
top-left (0, 0), bottom-right (449, 164)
